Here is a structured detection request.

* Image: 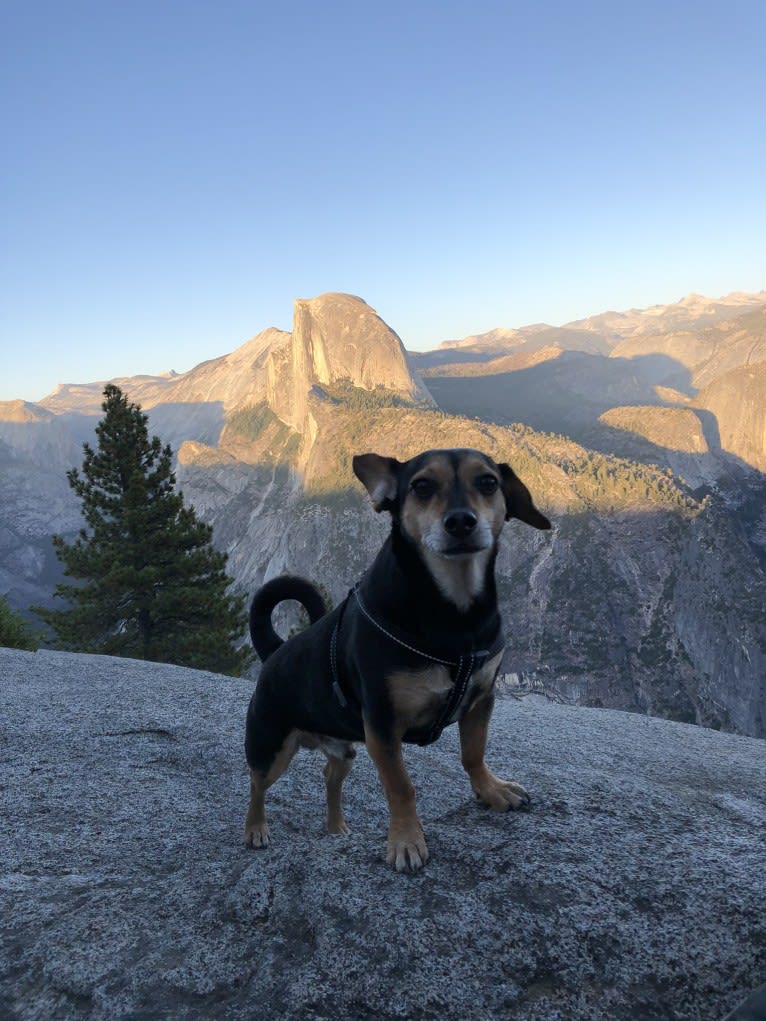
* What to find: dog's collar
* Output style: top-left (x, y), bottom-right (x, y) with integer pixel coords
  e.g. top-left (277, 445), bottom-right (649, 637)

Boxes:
top-left (330, 585), bottom-right (504, 746)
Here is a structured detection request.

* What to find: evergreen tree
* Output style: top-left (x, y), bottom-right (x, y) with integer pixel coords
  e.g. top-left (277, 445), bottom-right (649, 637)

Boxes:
top-left (0, 596), bottom-right (41, 651)
top-left (36, 385), bottom-right (252, 675)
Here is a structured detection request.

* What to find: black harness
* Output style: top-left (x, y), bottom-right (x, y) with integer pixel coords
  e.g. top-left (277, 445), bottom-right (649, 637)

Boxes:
top-left (329, 586), bottom-right (505, 746)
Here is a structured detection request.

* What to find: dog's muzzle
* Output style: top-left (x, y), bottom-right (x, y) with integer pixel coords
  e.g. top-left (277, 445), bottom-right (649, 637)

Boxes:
top-left (443, 508), bottom-right (478, 538)
top-left (425, 511), bottom-right (491, 557)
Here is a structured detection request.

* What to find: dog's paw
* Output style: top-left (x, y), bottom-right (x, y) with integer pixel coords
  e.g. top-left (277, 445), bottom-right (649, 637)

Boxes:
top-left (473, 770), bottom-right (531, 812)
top-left (244, 821), bottom-right (270, 849)
top-left (386, 822), bottom-right (429, 873)
top-left (326, 818), bottom-right (351, 836)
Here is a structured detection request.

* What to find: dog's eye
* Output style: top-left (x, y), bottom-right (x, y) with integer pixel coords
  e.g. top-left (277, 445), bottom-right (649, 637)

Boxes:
top-left (476, 474), bottom-right (499, 495)
top-left (411, 478), bottom-right (437, 499)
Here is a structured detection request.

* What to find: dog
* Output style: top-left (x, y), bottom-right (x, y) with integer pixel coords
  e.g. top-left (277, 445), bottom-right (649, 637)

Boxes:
top-left (243, 448), bottom-right (551, 871)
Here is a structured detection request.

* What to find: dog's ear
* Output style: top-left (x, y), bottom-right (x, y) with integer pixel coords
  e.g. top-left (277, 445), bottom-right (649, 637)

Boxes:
top-left (353, 453), bottom-right (401, 513)
top-left (498, 464), bottom-right (551, 530)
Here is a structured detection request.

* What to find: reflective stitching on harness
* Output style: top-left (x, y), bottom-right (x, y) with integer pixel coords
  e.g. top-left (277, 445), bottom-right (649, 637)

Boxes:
top-left (330, 623), bottom-right (346, 708)
top-left (352, 586), bottom-right (457, 666)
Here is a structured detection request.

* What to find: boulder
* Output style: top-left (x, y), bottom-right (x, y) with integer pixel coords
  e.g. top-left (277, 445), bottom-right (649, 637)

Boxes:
top-left (1, 648), bottom-right (764, 1020)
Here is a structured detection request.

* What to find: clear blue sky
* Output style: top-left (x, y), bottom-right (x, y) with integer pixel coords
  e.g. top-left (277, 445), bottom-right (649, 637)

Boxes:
top-left (2, 0), bottom-right (764, 402)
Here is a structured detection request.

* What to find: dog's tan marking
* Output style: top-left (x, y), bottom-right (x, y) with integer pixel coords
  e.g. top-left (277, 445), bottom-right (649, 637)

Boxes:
top-left (388, 664), bottom-right (453, 730)
top-left (464, 649), bottom-right (503, 708)
top-left (400, 454), bottom-right (453, 543)
top-left (459, 695), bottom-right (530, 811)
top-left (364, 722), bottom-right (429, 872)
top-left (420, 547), bottom-right (491, 611)
top-left (243, 730), bottom-right (301, 848)
top-left (388, 648), bottom-right (501, 730)
top-left (323, 754), bottom-right (354, 834)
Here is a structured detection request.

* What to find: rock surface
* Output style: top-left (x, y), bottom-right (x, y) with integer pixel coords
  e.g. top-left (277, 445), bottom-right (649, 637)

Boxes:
top-left (696, 362), bottom-right (766, 472)
top-left (1, 648), bottom-right (764, 1020)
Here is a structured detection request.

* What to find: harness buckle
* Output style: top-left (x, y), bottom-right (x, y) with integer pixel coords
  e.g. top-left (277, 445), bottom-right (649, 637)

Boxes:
top-left (473, 648), bottom-right (490, 669)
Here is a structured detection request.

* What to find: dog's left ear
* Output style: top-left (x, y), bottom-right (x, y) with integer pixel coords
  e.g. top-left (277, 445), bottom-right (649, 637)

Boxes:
top-left (353, 453), bottom-right (401, 513)
top-left (498, 464), bottom-right (551, 530)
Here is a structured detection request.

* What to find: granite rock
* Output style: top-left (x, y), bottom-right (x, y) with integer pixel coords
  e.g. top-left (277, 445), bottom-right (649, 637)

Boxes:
top-left (1, 648), bottom-right (764, 1020)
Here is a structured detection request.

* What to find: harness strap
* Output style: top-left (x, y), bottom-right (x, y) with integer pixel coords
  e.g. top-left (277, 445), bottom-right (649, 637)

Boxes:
top-left (330, 590), bottom-right (360, 713)
top-left (352, 586), bottom-right (458, 666)
top-left (329, 585), bottom-right (504, 746)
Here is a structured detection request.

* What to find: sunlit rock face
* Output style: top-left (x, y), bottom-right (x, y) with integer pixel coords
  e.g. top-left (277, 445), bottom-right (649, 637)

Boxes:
top-left (695, 362), bottom-right (766, 472)
top-left (269, 293), bottom-right (431, 431)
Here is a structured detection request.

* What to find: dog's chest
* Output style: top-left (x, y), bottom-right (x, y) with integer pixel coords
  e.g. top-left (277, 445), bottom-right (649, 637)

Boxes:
top-left (386, 650), bottom-right (502, 731)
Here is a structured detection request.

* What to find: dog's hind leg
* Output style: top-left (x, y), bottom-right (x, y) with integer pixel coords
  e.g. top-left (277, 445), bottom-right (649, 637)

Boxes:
top-left (323, 752), bottom-right (354, 835)
top-left (244, 730), bottom-right (300, 848)
top-left (459, 695), bottom-right (531, 811)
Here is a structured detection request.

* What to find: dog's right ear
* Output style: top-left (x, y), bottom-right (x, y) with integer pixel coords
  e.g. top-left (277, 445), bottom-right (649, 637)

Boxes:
top-left (353, 453), bottom-right (401, 513)
top-left (498, 463), bottom-right (552, 530)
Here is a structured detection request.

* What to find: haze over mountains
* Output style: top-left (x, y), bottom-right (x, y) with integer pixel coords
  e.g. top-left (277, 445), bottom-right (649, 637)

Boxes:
top-left (1, 290), bottom-right (764, 738)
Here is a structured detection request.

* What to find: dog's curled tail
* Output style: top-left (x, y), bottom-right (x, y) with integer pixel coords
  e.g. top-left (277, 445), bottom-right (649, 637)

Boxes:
top-left (249, 574), bottom-right (328, 662)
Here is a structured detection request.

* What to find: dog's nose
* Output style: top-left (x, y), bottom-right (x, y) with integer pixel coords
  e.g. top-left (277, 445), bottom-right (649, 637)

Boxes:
top-left (443, 508), bottom-right (478, 538)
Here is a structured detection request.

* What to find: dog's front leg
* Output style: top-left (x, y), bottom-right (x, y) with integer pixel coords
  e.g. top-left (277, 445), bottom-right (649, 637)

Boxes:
top-left (459, 694), bottom-right (531, 811)
top-left (364, 723), bottom-right (429, 872)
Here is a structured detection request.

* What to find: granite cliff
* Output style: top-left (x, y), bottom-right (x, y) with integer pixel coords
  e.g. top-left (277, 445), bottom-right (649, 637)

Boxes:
top-left (174, 403), bottom-right (766, 738)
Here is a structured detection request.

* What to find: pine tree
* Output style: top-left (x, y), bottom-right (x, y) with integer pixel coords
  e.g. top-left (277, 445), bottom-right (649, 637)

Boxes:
top-left (36, 385), bottom-right (252, 675)
top-left (1, 596), bottom-right (41, 651)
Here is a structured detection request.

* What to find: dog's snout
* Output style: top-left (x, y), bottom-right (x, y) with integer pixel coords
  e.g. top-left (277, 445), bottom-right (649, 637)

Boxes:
top-left (443, 508), bottom-right (478, 538)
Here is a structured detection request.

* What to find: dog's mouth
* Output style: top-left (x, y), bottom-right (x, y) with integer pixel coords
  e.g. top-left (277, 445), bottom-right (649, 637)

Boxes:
top-left (422, 521), bottom-right (493, 559)
top-left (437, 540), bottom-right (489, 558)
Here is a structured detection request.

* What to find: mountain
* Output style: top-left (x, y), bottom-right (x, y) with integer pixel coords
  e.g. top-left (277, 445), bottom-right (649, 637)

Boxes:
top-left (1, 291), bottom-right (764, 739)
top-left (570, 290), bottom-right (766, 340)
top-left (0, 292), bottom-right (432, 618)
top-left (412, 290), bottom-right (766, 374)
top-left (608, 304), bottom-right (766, 387)
top-left (696, 361), bottom-right (766, 472)
top-left (40, 294), bottom-right (430, 420)
top-left (424, 293), bottom-right (766, 476)
top-left (410, 326), bottom-right (612, 372)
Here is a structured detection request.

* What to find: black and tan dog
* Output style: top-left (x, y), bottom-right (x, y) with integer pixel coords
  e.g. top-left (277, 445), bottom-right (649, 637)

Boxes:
top-left (244, 448), bottom-right (551, 871)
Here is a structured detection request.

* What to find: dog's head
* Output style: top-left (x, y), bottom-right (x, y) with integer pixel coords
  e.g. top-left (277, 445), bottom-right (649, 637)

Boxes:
top-left (353, 448), bottom-right (551, 560)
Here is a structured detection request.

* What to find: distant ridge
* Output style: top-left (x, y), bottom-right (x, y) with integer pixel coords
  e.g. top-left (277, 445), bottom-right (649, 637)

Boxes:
top-left (431, 289), bottom-right (766, 352)
top-left (26, 289), bottom-right (765, 411)
top-left (0, 399), bottom-right (55, 424)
